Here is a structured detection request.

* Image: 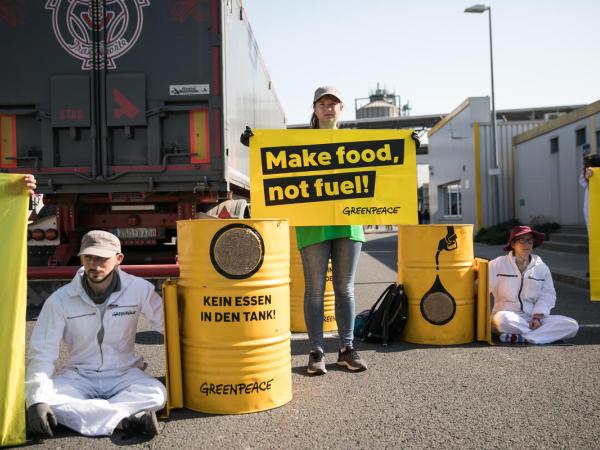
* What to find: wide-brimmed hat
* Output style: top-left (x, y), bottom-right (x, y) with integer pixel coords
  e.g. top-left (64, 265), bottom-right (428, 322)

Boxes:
top-left (503, 225), bottom-right (545, 251)
top-left (584, 153), bottom-right (600, 167)
top-left (78, 230), bottom-right (122, 257)
top-left (313, 86), bottom-right (343, 104)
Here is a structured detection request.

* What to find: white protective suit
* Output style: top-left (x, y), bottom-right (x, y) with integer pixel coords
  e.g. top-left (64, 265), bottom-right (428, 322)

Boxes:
top-left (25, 267), bottom-right (167, 436)
top-left (579, 172), bottom-right (589, 232)
top-left (488, 252), bottom-right (578, 344)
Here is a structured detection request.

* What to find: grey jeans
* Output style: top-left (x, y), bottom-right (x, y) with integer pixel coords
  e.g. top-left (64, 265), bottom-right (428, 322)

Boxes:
top-left (299, 238), bottom-right (362, 351)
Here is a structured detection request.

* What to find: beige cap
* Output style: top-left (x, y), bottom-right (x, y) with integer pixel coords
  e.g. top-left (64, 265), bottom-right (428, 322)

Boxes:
top-left (78, 230), bottom-right (121, 257)
top-left (313, 86), bottom-right (343, 104)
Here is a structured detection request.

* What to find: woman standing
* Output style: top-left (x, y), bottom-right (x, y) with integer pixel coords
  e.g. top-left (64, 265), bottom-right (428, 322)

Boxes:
top-left (489, 225), bottom-right (579, 344)
top-left (297, 86), bottom-right (367, 375)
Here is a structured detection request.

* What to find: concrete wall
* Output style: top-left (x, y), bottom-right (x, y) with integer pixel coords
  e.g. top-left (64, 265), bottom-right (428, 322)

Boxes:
top-left (515, 110), bottom-right (600, 225)
top-left (478, 121), bottom-right (543, 226)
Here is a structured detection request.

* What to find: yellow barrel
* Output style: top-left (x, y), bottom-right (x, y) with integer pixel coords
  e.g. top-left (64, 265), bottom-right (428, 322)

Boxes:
top-left (177, 219), bottom-right (291, 414)
top-left (289, 228), bottom-right (337, 332)
top-left (398, 224), bottom-right (474, 345)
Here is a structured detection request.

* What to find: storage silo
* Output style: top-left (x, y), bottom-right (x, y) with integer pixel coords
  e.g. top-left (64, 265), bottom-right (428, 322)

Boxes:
top-left (356, 84), bottom-right (401, 119)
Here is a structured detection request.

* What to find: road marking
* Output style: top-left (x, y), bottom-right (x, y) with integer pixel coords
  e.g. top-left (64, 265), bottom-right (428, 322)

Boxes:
top-left (579, 324), bottom-right (600, 328)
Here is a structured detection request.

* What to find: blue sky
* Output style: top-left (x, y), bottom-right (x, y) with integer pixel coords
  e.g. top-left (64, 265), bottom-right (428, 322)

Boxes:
top-left (243, 0), bottom-right (599, 125)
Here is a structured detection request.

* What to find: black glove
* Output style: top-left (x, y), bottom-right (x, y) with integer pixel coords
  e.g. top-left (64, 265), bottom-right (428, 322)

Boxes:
top-left (411, 131), bottom-right (421, 150)
top-left (28, 403), bottom-right (57, 437)
top-left (240, 126), bottom-right (254, 147)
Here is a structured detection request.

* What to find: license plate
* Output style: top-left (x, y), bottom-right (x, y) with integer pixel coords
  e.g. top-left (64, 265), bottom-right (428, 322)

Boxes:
top-left (112, 227), bottom-right (157, 239)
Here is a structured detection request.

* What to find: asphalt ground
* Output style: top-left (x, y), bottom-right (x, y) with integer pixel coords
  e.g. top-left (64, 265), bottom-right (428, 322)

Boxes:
top-left (20, 232), bottom-right (600, 449)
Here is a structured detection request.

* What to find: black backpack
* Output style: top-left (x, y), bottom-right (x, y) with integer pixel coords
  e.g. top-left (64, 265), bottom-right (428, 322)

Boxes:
top-left (358, 283), bottom-right (408, 346)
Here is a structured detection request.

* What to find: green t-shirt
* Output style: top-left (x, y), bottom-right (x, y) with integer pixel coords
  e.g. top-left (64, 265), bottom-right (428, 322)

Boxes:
top-left (295, 225), bottom-right (365, 250)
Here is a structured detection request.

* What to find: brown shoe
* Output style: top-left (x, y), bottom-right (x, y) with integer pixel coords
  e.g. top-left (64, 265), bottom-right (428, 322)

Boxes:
top-left (337, 347), bottom-right (367, 372)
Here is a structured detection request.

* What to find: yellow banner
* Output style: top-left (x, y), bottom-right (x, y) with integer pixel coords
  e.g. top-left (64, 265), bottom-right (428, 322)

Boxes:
top-left (590, 168), bottom-right (599, 301)
top-left (0, 174), bottom-right (29, 447)
top-left (249, 129), bottom-right (418, 226)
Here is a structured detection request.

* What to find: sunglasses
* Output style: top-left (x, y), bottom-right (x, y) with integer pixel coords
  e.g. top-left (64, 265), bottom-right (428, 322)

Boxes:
top-left (514, 237), bottom-right (534, 245)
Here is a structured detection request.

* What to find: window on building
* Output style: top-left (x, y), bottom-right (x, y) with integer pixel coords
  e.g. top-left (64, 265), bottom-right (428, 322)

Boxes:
top-left (550, 137), bottom-right (559, 154)
top-left (575, 127), bottom-right (586, 146)
top-left (597, 130), bottom-right (600, 152)
top-left (442, 182), bottom-right (462, 217)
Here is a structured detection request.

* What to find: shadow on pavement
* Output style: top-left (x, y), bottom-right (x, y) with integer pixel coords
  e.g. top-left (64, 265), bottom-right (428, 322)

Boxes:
top-left (21, 425), bottom-right (104, 448)
top-left (362, 233), bottom-right (397, 272)
top-left (135, 330), bottom-right (163, 345)
top-left (291, 329), bottom-right (600, 355)
top-left (26, 307), bottom-right (41, 322)
top-left (290, 334), bottom-right (491, 357)
top-left (569, 327), bottom-right (600, 345)
top-left (109, 430), bottom-right (155, 446)
top-left (159, 407), bottom-right (223, 423)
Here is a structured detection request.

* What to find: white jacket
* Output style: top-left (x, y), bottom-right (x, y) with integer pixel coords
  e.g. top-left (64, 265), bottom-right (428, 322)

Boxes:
top-left (25, 267), bottom-right (164, 406)
top-left (579, 172), bottom-right (589, 230)
top-left (488, 252), bottom-right (556, 317)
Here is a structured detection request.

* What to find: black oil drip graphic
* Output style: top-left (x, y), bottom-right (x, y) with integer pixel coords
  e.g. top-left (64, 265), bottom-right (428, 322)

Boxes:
top-left (420, 226), bottom-right (458, 325)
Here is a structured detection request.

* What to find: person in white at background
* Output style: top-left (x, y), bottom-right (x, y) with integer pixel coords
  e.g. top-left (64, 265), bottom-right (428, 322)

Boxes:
top-left (489, 225), bottom-right (579, 344)
top-left (26, 230), bottom-right (166, 438)
top-left (578, 154), bottom-right (598, 233)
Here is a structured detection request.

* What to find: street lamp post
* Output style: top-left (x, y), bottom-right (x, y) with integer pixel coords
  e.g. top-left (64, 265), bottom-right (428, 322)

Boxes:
top-left (465, 4), bottom-right (500, 226)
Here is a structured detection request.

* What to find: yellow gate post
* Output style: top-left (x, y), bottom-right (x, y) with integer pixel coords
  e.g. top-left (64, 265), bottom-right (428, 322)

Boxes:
top-left (474, 258), bottom-right (492, 344)
top-left (162, 279), bottom-right (183, 416)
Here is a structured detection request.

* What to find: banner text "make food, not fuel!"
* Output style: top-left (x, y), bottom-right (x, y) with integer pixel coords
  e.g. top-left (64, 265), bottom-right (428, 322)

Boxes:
top-left (261, 139), bottom-right (403, 205)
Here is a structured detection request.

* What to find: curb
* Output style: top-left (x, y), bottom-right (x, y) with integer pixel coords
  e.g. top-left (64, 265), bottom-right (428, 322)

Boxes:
top-left (552, 271), bottom-right (590, 289)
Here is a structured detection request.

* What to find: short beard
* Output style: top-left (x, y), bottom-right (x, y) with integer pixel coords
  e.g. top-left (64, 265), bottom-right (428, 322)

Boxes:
top-left (86, 268), bottom-right (115, 285)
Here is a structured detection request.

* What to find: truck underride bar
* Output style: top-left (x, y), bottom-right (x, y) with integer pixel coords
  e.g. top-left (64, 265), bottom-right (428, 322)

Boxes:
top-left (28, 264), bottom-right (180, 280)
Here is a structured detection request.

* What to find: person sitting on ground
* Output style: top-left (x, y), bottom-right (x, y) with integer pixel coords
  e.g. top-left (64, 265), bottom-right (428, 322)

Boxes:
top-left (488, 225), bottom-right (579, 344)
top-left (26, 230), bottom-right (166, 438)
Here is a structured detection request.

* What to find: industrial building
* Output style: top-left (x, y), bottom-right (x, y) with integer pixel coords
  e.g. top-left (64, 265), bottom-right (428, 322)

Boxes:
top-left (427, 97), bottom-right (592, 230)
top-left (513, 100), bottom-right (600, 226)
